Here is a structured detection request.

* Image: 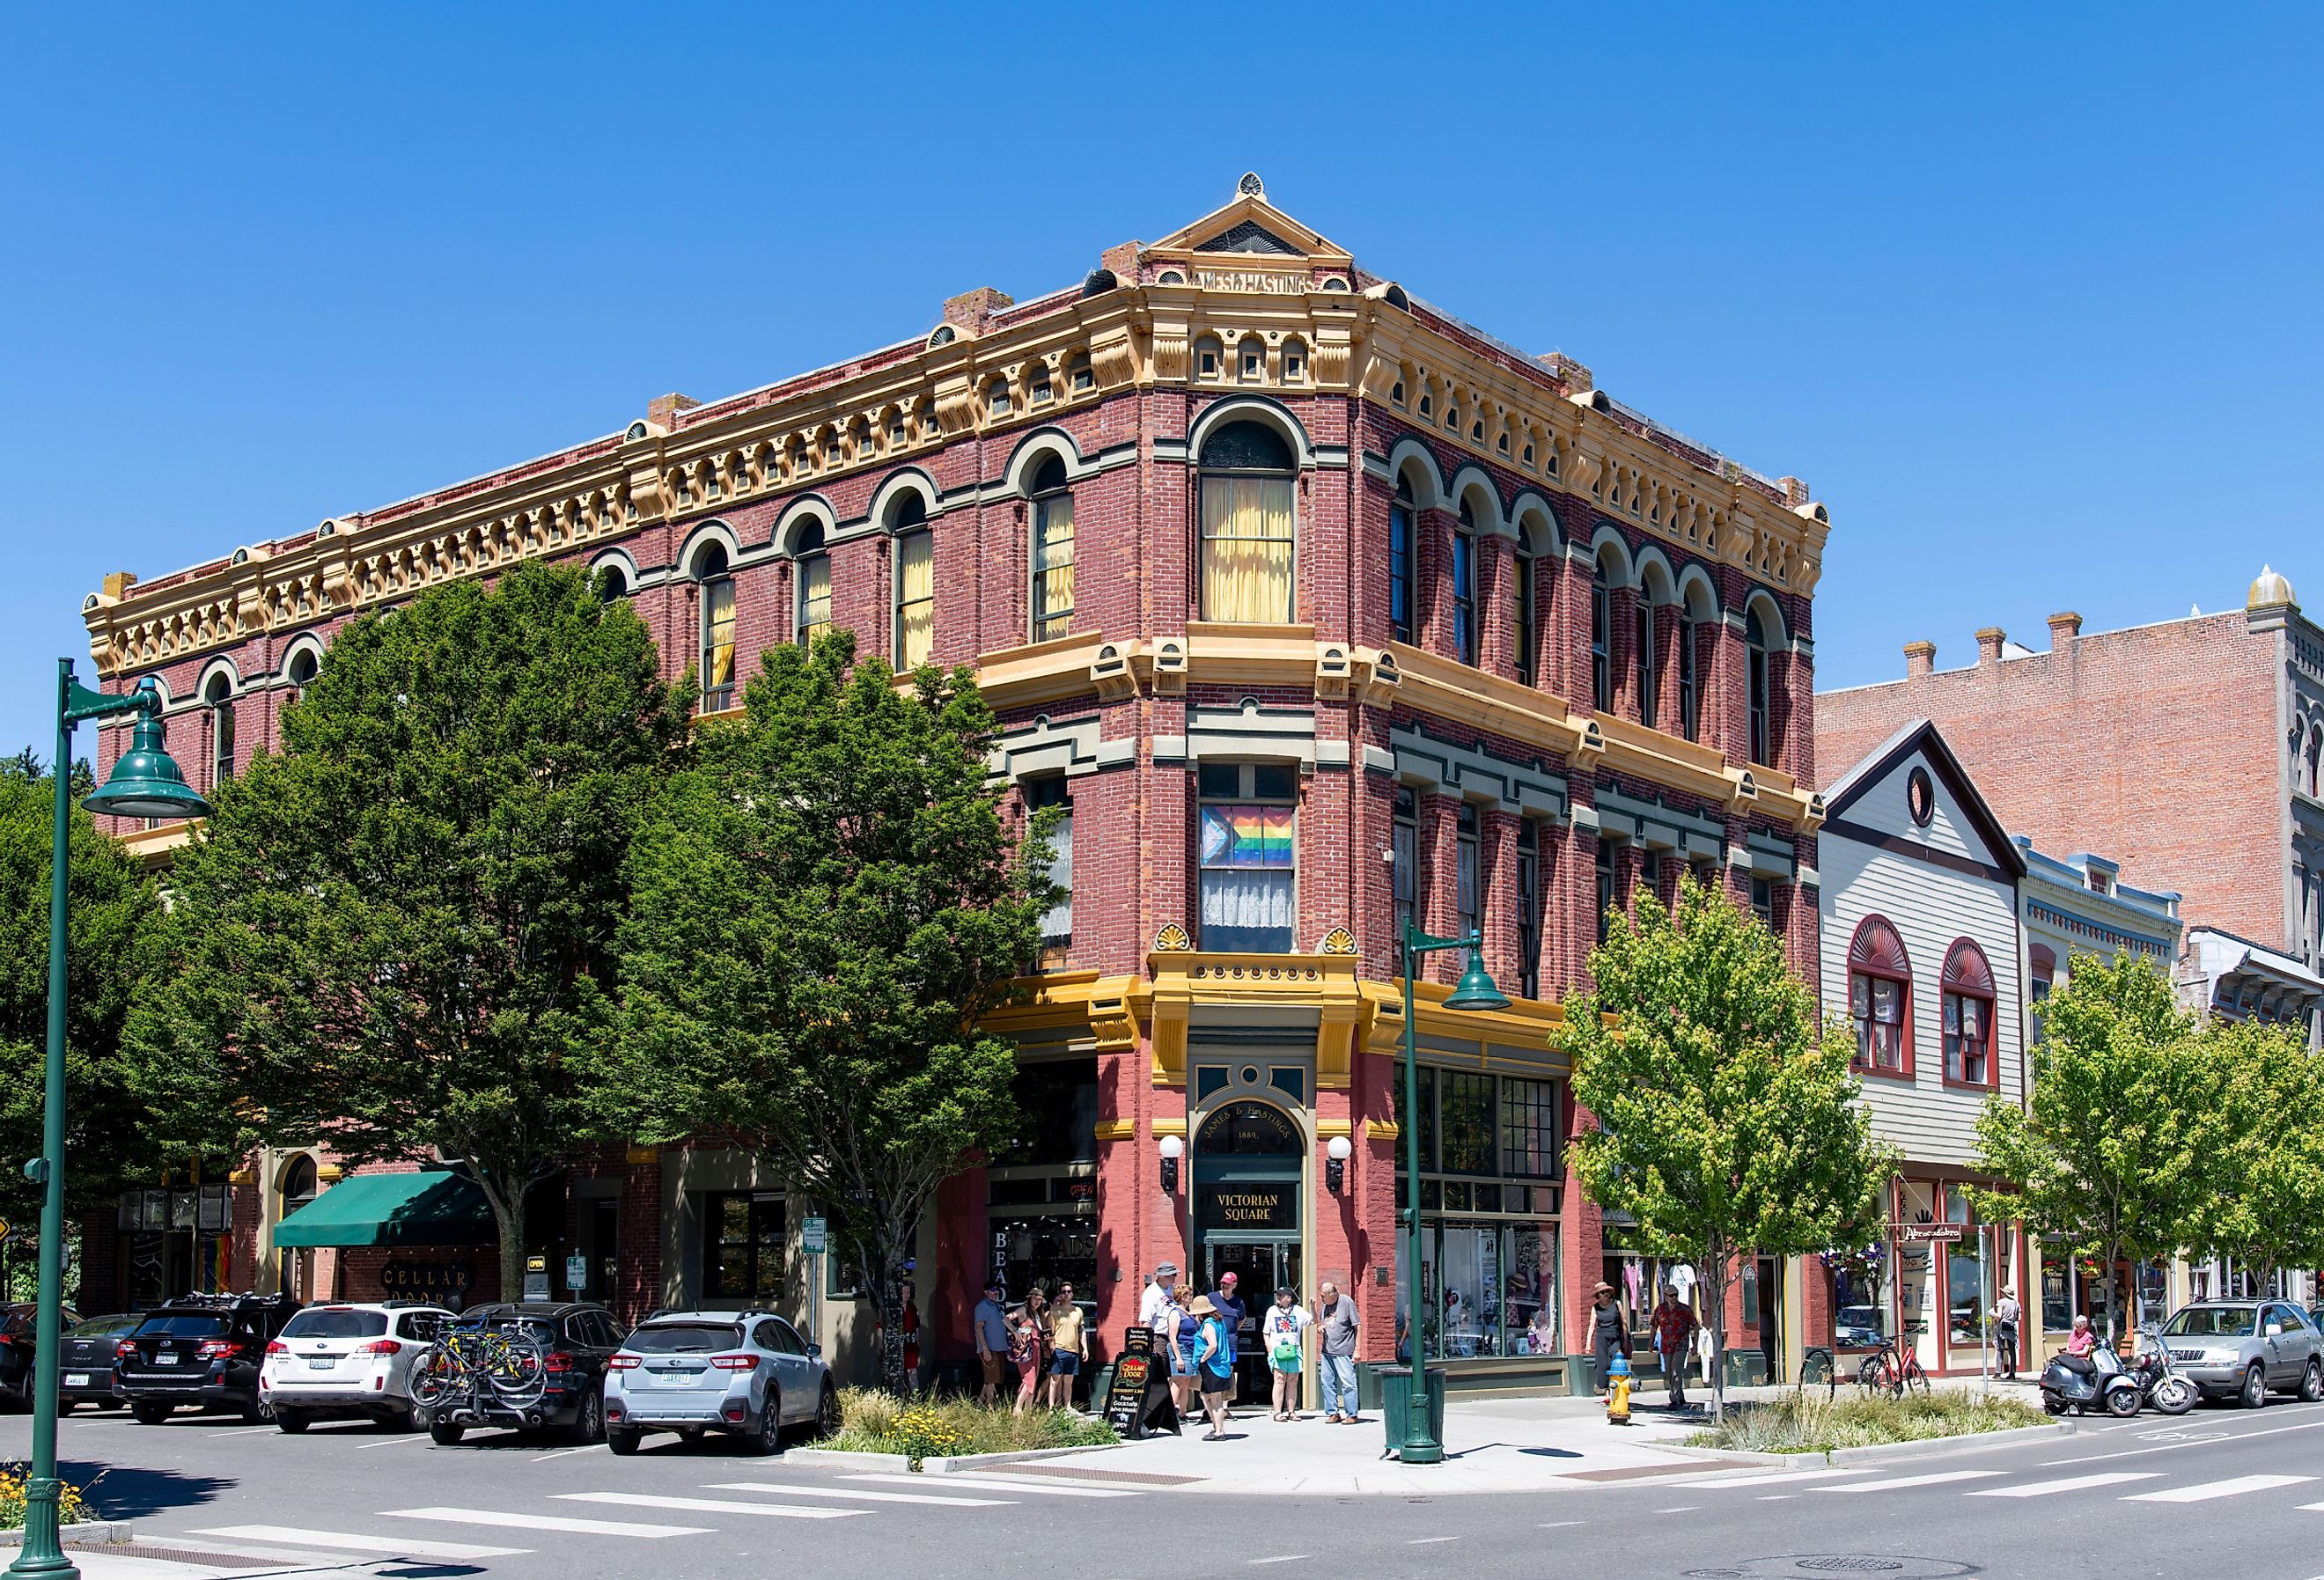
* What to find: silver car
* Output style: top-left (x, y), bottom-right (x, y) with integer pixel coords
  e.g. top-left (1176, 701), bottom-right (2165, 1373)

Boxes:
top-left (601, 1310), bottom-right (839, 1456)
top-left (2160, 1300), bottom-right (2324, 1407)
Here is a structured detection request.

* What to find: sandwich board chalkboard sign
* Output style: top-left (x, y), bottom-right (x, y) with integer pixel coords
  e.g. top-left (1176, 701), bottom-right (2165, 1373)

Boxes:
top-left (1102, 1326), bottom-right (1180, 1438)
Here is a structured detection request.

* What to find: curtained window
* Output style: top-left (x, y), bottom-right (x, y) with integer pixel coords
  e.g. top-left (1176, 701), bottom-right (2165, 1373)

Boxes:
top-left (894, 528), bottom-right (934, 670)
top-left (1029, 454), bottom-right (1076, 642)
top-left (1198, 422), bottom-right (1296, 623)
top-left (795, 523), bottom-right (831, 650)
top-left (1943, 940), bottom-right (1997, 1086)
top-left (696, 543), bottom-right (736, 712)
top-left (1197, 761), bottom-right (1297, 952)
top-left (1849, 915), bottom-right (1911, 1075)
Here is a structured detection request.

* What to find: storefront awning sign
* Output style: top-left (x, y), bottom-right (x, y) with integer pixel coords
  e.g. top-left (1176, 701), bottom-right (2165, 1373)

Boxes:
top-left (1890, 1222), bottom-right (1965, 1245)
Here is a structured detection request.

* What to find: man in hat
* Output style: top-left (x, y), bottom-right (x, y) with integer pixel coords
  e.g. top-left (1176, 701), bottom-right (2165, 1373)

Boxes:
top-left (1139, 1260), bottom-right (1180, 1334)
top-left (1991, 1283), bottom-right (2022, 1381)
top-left (974, 1278), bottom-right (1011, 1407)
top-left (1590, 1281), bottom-right (1626, 1399)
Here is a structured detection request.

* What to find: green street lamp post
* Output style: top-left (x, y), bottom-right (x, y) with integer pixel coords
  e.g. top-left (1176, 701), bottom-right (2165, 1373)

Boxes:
top-left (1396, 921), bottom-right (1507, 1465)
top-left (10, 663), bottom-right (209, 1580)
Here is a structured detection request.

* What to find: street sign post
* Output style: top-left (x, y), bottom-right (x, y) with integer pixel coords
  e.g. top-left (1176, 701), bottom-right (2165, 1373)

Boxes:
top-left (802, 1217), bottom-right (827, 1348)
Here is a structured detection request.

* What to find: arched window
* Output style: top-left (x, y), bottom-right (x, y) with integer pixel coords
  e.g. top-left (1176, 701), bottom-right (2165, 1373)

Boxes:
top-left (1513, 540), bottom-right (1538, 687)
top-left (1848, 916), bottom-right (1911, 1075)
top-left (2308, 723), bottom-right (2322, 798)
top-left (695, 542), bottom-right (736, 711)
top-left (1590, 561), bottom-right (1613, 712)
top-left (205, 672), bottom-right (235, 787)
top-left (1029, 454), bottom-right (1075, 643)
top-left (1452, 500), bottom-right (1478, 665)
top-left (794, 523), bottom-right (830, 649)
top-left (1198, 421), bottom-right (1296, 623)
top-left (285, 648), bottom-right (319, 704)
top-left (1634, 593), bottom-right (1658, 729)
top-left (1747, 604), bottom-right (1776, 767)
top-left (1678, 588), bottom-right (1709, 743)
top-left (1237, 335), bottom-right (1266, 382)
top-left (1943, 940), bottom-right (1997, 1087)
top-left (279, 1153), bottom-right (318, 1216)
top-left (892, 496), bottom-right (933, 670)
top-left (1389, 475), bottom-right (1417, 644)
top-left (595, 562), bottom-right (629, 601)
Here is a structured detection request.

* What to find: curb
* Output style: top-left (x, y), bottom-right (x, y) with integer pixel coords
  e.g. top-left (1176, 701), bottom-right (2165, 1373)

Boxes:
top-left (1825, 1422), bottom-right (2074, 1464)
top-left (0, 1522), bottom-right (136, 1547)
top-left (1648, 1442), bottom-right (1820, 1467)
top-left (786, 1443), bottom-right (1120, 1474)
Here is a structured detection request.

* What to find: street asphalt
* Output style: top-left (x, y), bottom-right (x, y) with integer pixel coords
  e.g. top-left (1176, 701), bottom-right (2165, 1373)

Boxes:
top-left (9, 1397), bottom-right (2324, 1580)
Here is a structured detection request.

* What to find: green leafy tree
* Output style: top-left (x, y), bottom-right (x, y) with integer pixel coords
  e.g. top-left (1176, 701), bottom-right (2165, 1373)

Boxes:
top-left (0, 755), bottom-right (162, 1225)
top-left (2190, 1017), bottom-right (2324, 1293)
top-left (592, 630), bottom-right (1052, 1393)
top-left (126, 562), bottom-right (688, 1297)
top-left (1562, 873), bottom-right (1890, 1420)
top-left (1970, 952), bottom-right (2225, 1343)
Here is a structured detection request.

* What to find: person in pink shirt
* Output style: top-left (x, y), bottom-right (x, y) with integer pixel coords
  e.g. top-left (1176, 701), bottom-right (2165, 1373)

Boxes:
top-left (2063, 1314), bottom-right (2097, 1356)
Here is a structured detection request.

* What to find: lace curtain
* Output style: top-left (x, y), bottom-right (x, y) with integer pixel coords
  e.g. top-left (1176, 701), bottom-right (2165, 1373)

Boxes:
top-left (1200, 474), bottom-right (1294, 622)
top-left (896, 533), bottom-right (934, 668)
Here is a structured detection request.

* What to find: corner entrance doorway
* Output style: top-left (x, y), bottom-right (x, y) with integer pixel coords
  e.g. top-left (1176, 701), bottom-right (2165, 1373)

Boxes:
top-left (1206, 1238), bottom-right (1302, 1404)
top-left (1190, 1099), bottom-right (1305, 1407)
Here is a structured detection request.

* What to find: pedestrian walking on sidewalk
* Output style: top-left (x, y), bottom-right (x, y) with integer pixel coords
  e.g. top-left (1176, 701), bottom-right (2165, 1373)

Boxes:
top-left (1991, 1286), bottom-right (2022, 1381)
top-left (1211, 1269), bottom-right (1247, 1414)
top-left (974, 1280), bottom-right (1010, 1407)
top-left (1047, 1283), bottom-right (1088, 1409)
top-left (1651, 1285), bottom-right (1698, 1410)
top-left (1264, 1288), bottom-right (1311, 1421)
top-left (1590, 1282), bottom-right (1625, 1398)
top-left (1192, 1295), bottom-right (1233, 1438)
top-left (1315, 1280), bottom-right (1361, 1423)
top-left (1164, 1282), bottom-right (1199, 1415)
top-left (1011, 1290), bottom-right (1048, 1415)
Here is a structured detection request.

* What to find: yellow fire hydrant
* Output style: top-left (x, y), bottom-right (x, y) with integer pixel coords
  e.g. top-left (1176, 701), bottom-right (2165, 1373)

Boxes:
top-left (1607, 1352), bottom-right (1633, 1425)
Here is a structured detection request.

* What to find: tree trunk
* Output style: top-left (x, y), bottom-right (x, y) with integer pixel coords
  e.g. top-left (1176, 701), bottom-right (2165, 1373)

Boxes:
top-left (1703, 1240), bottom-right (1730, 1423)
top-left (474, 1169), bottom-right (525, 1306)
top-left (2101, 1237), bottom-right (2122, 1350)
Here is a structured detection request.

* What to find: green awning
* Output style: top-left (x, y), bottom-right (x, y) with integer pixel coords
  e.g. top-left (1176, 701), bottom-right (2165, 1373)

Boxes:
top-left (274, 1170), bottom-right (494, 1249)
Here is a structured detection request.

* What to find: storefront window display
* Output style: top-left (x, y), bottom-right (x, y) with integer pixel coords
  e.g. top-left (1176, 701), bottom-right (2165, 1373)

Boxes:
top-left (1824, 1244), bottom-right (1888, 1351)
top-left (1397, 1066), bottom-right (1563, 1362)
top-left (987, 1056), bottom-right (1099, 1301)
top-left (1600, 1232), bottom-right (1675, 1351)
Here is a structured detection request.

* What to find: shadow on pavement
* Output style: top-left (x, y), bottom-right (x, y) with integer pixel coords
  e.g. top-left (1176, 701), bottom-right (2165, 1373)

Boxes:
top-left (63, 1462), bottom-right (235, 1521)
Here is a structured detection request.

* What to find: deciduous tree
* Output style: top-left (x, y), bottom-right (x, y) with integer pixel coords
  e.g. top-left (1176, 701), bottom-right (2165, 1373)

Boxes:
top-left (2190, 1018), bottom-right (2324, 1294)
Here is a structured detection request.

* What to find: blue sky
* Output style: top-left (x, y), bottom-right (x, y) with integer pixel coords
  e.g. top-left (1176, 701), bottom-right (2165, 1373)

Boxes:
top-left (4, 4), bottom-right (2317, 763)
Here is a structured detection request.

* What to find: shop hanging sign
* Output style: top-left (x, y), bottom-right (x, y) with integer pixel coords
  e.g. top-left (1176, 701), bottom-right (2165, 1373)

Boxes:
top-left (1891, 1223), bottom-right (1965, 1246)
top-left (1200, 1184), bottom-right (1296, 1231)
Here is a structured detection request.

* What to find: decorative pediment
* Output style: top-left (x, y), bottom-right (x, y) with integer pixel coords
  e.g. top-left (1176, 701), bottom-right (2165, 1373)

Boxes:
top-left (1195, 218), bottom-right (1303, 256)
top-left (1139, 176), bottom-right (1356, 275)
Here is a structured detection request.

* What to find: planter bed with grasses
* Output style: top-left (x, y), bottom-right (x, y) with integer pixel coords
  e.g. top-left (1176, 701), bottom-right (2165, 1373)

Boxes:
top-left (1685, 1391), bottom-right (2049, 1456)
top-left (809, 1390), bottom-right (1118, 1470)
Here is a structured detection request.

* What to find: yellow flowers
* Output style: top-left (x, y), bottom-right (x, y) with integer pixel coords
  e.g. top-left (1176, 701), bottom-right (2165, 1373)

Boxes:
top-left (890, 1405), bottom-right (967, 1471)
top-left (0, 1463), bottom-right (93, 1531)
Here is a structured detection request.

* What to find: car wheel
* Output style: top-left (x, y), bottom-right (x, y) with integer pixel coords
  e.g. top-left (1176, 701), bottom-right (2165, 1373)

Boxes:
top-left (240, 1395), bottom-right (274, 1425)
top-left (2302, 1359), bottom-right (2324, 1403)
top-left (607, 1428), bottom-right (641, 1456)
top-left (275, 1407), bottom-right (310, 1434)
top-left (813, 1381), bottom-right (840, 1441)
top-left (567, 1388), bottom-right (605, 1446)
top-left (2242, 1363), bottom-right (2269, 1409)
top-left (429, 1419), bottom-right (466, 1446)
top-left (130, 1401), bottom-right (172, 1426)
top-left (743, 1389), bottom-right (782, 1456)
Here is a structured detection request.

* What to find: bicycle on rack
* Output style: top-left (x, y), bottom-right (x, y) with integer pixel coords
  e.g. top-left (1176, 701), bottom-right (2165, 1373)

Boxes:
top-left (1856, 1327), bottom-right (1931, 1399)
top-left (408, 1320), bottom-right (548, 1421)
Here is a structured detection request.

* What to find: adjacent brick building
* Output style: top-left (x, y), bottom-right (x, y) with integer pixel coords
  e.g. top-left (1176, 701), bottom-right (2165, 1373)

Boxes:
top-left (77, 179), bottom-right (1834, 1394)
top-left (1817, 572), bottom-right (2324, 1047)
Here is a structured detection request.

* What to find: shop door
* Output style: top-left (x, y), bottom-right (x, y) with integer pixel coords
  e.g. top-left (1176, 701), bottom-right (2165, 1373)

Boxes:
top-left (1206, 1239), bottom-right (1300, 1404)
top-left (1757, 1257), bottom-right (1783, 1381)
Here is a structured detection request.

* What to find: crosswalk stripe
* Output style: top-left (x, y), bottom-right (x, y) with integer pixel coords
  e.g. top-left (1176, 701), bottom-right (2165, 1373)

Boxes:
top-left (1968, 1473), bottom-right (2163, 1498)
top-left (191, 1525), bottom-right (529, 1559)
top-left (2124, 1474), bottom-right (2315, 1503)
top-left (381, 1506), bottom-right (710, 1537)
top-left (1811, 1470), bottom-right (2005, 1493)
top-left (556, 1493), bottom-right (861, 1521)
top-left (702, 1481), bottom-right (1014, 1507)
top-left (848, 1473), bottom-right (1141, 1499)
top-left (1674, 1467), bottom-right (1868, 1488)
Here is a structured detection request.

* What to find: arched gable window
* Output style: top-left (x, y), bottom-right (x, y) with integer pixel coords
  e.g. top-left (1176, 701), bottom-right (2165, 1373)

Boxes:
top-left (891, 496), bottom-right (933, 670)
top-left (285, 648), bottom-right (319, 705)
top-left (1452, 499), bottom-right (1479, 665)
top-left (1747, 604), bottom-right (1776, 767)
top-left (1848, 916), bottom-right (1911, 1075)
top-left (794, 522), bottom-right (831, 649)
top-left (1590, 561), bottom-right (1613, 712)
top-left (1942, 940), bottom-right (1997, 1087)
top-left (204, 672), bottom-right (236, 788)
top-left (1029, 454), bottom-right (1075, 643)
top-left (695, 542), bottom-right (736, 712)
top-left (1198, 421), bottom-right (1295, 623)
top-left (1389, 475), bottom-right (1417, 644)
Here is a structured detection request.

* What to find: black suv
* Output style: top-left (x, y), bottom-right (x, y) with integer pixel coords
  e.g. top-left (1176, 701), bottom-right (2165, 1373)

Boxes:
top-left (118, 1292), bottom-right (302, 1423)
top-left (429, 1302), bottom-right (622, 1445)
top-left (0, 1303), bottom-right (76, 1409)
top-left (59, 1312), bottom-right (141, 1412)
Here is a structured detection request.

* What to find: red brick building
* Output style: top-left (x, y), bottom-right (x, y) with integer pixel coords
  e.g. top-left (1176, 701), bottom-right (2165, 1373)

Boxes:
top-left (1817, 572), bottom-right (2324, 1047)
top-left (78, 180), bottom-right (1832, 1394)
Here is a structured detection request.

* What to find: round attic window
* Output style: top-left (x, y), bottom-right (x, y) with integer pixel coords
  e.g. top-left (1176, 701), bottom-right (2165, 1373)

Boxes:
top-left (1907, 767), bottom-right (1935, 827)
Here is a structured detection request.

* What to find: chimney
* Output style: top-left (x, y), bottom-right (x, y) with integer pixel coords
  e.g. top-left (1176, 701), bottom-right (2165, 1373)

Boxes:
top-left (1099, 240), bottom-right (1141, 278)
top-left (2047, 611), bottom-right (2083, 650)
top-left (101, 571), bottom-right (137, 600)
top-left (943, 287), bottom-right (1015, 333)
top-left (1778, 476), bottom-right (1811, 507)
top-left (646, 393), bottom-right (699, 429)
top-left (1904, 641), bottom-right (1935, 680)
top-left (1975, 627), bottom-right (2006, 667)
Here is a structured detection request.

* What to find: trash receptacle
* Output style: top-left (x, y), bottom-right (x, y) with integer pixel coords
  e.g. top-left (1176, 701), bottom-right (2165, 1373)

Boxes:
top-left (1376, 1364), bottom-right (1446, 1457)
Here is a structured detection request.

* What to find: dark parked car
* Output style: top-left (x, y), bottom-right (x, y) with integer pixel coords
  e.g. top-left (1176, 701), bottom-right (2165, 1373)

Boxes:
top-left (0, 1304), bottom-right (77, 1410)
top-left (427, 1302), bottom-right (622, 1445)
top-left (58, 1312), bottom-right (141, 1412)
top-left (118, 1292), bottom-right (302, 1423)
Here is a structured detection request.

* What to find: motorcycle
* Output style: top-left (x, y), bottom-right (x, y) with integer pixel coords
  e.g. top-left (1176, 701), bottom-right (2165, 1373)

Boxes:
top-left (2041, 1341), bottom-right (2142, 1417)
top-left (2126, 1326), bottom-right (2198, 1416)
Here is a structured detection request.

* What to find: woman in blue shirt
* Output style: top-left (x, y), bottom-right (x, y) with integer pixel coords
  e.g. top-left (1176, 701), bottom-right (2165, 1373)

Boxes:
top-left (1191, 1295), bottom-right (1233, 1439)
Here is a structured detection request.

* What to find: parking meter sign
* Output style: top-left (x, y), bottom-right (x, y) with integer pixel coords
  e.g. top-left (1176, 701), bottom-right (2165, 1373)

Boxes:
top-left (802, 1216), bottom-right (827, 1255)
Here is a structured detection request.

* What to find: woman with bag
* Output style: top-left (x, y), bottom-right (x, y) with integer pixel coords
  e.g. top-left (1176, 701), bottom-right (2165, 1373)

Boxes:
top-left (1191, 1295), bottom-right (1233, 1438)
top-left (1263, 1287), bottom-right (1312, 1421)
top-left (1010, 1290), bottom-right (1048, 1415)
top-left (1163, 1282), bottom-right (1199, 1415)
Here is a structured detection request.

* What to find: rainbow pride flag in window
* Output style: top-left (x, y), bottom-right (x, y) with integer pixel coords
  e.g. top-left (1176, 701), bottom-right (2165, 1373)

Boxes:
top-left (1200, 805), bottom-right (1294, 869)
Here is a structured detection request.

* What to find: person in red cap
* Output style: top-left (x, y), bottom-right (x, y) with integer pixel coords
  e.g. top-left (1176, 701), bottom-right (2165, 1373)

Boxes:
top-left (1211, 1269), bottom-right (1247, 1414)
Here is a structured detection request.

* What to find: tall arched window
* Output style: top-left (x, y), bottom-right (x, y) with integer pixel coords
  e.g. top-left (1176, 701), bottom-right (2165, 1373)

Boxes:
top-left (285, 648), bottom-right (319, 705)
top-left (795, 523), bottom-right (831, 648)
top-left (1452, 500), bottom-right (1478, 665)
top-left (1678, 595), bottom-right (1705, 743)
top-left (892, 496), bottom-right (933, 670)
top-left (1198, 421), bottom-right (1295, 623)
top-left (1389, 475), bottom-right (1417, 644)
top-left (2308, 723), bottom-right (2322, 799)
top-left (1513, 540), bottom-right (1537, 687)
top-left (1943, 940), bottom-right (1997, 1087)
top-left (205, 672), bottom-right (236, 787)
top-left (1029, 454), bottom-right (1075, 643)
top-left (696, 542), bottom-right (736, 712)
top-left (1848, 916), bottom-right (1911, 1075)
top-left (1590, 562), bottom-right (1613, 712)
top-left (1747, 604), bottom-right (1776, 767)
top-left (1634, 595), bottom-right (1658, 729)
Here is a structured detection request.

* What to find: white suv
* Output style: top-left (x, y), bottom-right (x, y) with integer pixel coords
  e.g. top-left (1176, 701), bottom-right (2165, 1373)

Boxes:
top-left (260, 1302), bottom-right (454, 1432)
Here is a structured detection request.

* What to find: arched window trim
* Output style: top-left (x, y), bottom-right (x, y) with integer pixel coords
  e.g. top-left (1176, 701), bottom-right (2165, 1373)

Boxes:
top-left (1848, 915), bottom-right (1913, 1077)
top-left (1747, 603), bottom-right (1776, 768)
top-left (1029, 452), bottom-right (1075, 643)
top-left (204, 671), bottom-right (236, 789)
top-left (695, 540), bottom-right (738, 711)
top-left (793, 520), bottom-right (831, 649)
top-left (1941, 937), bottom-right (1997, 1089)
top-left (1197, 420), bottom-right (1297, 624)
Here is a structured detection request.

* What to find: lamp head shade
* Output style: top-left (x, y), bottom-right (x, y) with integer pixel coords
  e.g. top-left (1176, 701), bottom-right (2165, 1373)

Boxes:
top-left (1325, 1135), bottom-right (1353, 1162)
top-left (1158, 1135), bottom-right (1185, 1160)
top-left (1443, 950), bottom-right (1511, 1012)
top-left (83, 704), bottom-right (212, 820)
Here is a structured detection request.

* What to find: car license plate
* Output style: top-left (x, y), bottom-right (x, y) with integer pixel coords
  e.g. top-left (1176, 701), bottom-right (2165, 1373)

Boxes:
top-left (307, 1358), bottom-right (335, 1370)
top-left (63, 1373), bottom-right (89, 1387)
top-left (159, 1349), bottom-right (178, 1363)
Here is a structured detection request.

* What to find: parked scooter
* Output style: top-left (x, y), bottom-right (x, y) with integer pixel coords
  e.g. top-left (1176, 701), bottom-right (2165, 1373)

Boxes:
top-left (2126, 1326), bottom-right (2198, 1416)
top-left (2041, 1341), bottom-right (2142, 1417)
